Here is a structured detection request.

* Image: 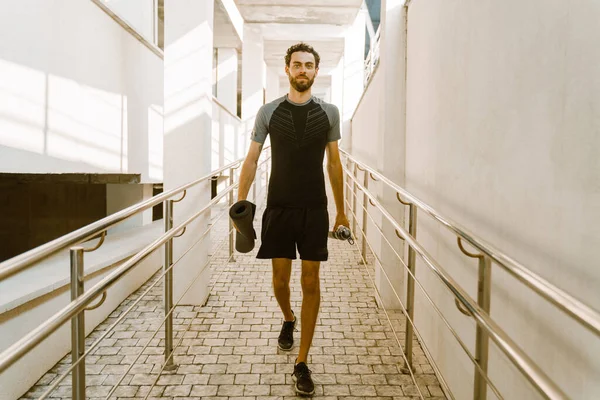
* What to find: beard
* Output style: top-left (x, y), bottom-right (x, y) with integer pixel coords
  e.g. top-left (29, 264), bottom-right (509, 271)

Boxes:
top-left (289, 74), bottom-right (315, 92)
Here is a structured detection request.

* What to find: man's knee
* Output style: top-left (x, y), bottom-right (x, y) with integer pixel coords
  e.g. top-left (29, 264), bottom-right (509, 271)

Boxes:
top-left (273, 276), bottom-right (289, 291)
top-left (272, 258), bottom-right (292, 291)
top-left (301, 261), bottom-right (320, 294)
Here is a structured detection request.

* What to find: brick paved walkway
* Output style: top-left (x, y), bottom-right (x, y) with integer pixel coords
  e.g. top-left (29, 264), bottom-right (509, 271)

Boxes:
top-left (21, 194), bottom-right (445, 400)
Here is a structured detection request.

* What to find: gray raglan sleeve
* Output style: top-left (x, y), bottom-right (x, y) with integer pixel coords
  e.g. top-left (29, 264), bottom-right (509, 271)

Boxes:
top-left (325, 104), bottom-right (341, 142)
top-left (250, 106), bottom-right (269, 144)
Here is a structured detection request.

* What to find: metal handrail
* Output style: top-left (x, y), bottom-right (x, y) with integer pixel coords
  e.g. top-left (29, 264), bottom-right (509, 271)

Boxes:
top-left (342, 163), bottom-right (568, 400)
top-left (0, 182), bottom-right (231, 374)
top-left (0, 154), bottom-right (271, 377)
top-left (213, 95), bottom-right (242, 122)
top-left (343, 180), bottom-right (503, 399)
top-left (0, 153), bottom-right (267, 282)
top-left (340, 148), bottom-right (600, 338)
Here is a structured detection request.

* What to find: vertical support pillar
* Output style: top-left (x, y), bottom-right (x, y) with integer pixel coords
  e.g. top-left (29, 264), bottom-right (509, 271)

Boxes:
top-left (70, 247), bottom-right (86, 400)
top-left (360, 172), bottom-right (369, 261)
top-left (164, 0), bottom-right (214, 304)
top-left (216, 48), bottom-right (239, 113)
top-left (242, 24), bottom-right (265, 120)
top-left (265, 67), bottom-right (280, 103)
top-left (229, 168), bottom-right (236, 262)
top-left (473, 256), bottom-right (492, 400)
top-left (403, 204), bottom-right (417, 373)
top-left (352, 163), bottom-right (358, 237)
top-left (163, 200), bottom-right (176, 370)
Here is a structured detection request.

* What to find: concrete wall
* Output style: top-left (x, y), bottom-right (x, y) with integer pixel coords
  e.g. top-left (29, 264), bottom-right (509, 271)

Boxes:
top-left (352, 0), bottom-right (600, 398)
top-left (0, 0), bottom-right (163, 182)
top-left (211, 100), bottom-right (248, 172)
top-left (350, 66), bottom-right (384, 270)
top-left (98, 0), bottom-right (155, 42)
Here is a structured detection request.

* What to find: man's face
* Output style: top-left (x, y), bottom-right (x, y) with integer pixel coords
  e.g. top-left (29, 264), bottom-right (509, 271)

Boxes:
top-left (286, 51), bottom-right (318, 92)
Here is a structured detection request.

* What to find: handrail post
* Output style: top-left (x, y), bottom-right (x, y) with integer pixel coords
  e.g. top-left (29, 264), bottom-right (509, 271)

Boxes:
top-left (163, 200), bottom-right (176, 371)
top-left (352, 162), bottom-right (358, 237)
top-left (474, 256), bottom-right (492, 400)
top-left (229, 167), bottom-right (236, 262)
top-left (360, 170), bottom-right (369, 262)
top-left (403, 203), bottom-right (417, 373)
top-left (70, 247), bottom-right (86, 400)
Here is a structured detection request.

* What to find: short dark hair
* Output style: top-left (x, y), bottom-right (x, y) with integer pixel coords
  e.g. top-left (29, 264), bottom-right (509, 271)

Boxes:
top-left (285, 42), bottom-right (320, 68)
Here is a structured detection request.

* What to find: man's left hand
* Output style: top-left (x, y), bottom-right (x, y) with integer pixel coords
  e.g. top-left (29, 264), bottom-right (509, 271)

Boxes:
top-left (333, 213), bottom-right (350, 232)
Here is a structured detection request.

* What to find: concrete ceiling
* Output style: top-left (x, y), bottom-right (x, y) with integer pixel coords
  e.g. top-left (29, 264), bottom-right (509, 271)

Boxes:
top-left (234, 0), bottom-right (362, 25)
top-left (214, 0), bottom-right (363, 86)
top-left (234, 1), bottom-right (362, 77)
top-left (214, 0), bottom-right (242, 49)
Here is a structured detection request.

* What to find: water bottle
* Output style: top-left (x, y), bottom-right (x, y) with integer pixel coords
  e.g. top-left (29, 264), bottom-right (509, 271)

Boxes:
top-left (328, 225), bottom-right (354, 244)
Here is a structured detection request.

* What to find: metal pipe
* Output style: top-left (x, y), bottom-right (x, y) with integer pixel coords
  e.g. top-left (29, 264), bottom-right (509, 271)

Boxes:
top-left (343, 193), bottom-right (451, 400)
top-left (0, 180), bottom-right (240, 374)
top-left (0, 156), bottom-right (272, 376)
top-left (229, 167), bottom-right (235, 262)
top-left (163, 200), bottom-right (176, 371)
top-left (339, 148), bottom-right (600, 338)
top-left (474, 256), bottom-right (492, 400)
top-left (342, 166), bottom-right (568, 400)
top-left (352, 162), bottom-right (358, 237)
top-left (70, 247), bottom-right (86, 400)
top-left (343, 178), bottom-right (506, 400)
top-left (360, 171), bottom-right (369, 262)
top-left (0, 157), bottom-right (249, 282)
top-left (403, 203), bottom-right (417, 372)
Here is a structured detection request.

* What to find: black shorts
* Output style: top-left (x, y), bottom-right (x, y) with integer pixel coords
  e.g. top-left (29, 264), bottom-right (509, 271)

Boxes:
top-left (256, 206), bottom-right (329, 261)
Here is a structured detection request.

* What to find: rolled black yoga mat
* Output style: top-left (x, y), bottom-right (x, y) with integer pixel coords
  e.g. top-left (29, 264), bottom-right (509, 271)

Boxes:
top-left (229, 200), bottom-right (257, 253)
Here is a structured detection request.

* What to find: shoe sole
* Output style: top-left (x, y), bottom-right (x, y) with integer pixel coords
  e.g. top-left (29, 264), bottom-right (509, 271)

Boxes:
top-left (277, 343), bottom-right (293, 351)
top-left (292, 375), bottom-right (315, 396)
top-left (278, 317), bottom-right (297, 352)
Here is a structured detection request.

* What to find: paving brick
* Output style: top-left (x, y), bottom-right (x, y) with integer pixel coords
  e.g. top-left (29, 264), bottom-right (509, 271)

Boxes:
top-left (23, 202), bottom-right (444, 400)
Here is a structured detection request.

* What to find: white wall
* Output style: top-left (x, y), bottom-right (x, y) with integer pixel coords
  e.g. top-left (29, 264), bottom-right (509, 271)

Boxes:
top-left (99, 0), bottom-right (155, 42)
top-left (0, 0), bottom-right (163, 182)
top-left (350, 67), bottom-right (384, 291)
top-left (265, 67), bottom-right (280, 103)
top-left (212, 101), bottom-right (246, 172)
top-left (163, 0), bottom-right (214, 306)
top-left (351, 0), bottom-right (600, 398)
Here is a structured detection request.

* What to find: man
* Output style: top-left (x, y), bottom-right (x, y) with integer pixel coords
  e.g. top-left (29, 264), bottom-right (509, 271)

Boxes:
top-left (236, 42), bottom-right (349, 396)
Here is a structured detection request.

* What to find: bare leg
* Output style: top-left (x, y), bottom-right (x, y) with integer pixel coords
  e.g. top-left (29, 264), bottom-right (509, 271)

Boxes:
top-left (297, 260), bottom-right (321, 364)
top-left (272, 258), bottom-right (294, 321)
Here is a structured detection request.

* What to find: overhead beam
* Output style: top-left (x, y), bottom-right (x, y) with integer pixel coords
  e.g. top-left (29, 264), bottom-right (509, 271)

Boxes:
top-left (219, 0), bottom-right (244, 42)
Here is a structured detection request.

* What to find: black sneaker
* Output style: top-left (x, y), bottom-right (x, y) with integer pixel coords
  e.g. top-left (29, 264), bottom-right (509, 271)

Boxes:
top-left (292, 362), bottom-right (315, 396)
top-left (277, 311), bottom-right (296, 351)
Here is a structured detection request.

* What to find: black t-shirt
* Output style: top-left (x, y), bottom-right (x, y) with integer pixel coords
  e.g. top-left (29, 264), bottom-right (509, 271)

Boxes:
top-left (251, 95), bottom-right (341, 208)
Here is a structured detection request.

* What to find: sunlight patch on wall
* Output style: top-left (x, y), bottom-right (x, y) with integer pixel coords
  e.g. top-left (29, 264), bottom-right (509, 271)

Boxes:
top-left (148, 104), bottom-right (163, 181)
top-left (224, 121), bottom-right (235, 165)
top-left (211, 103), bottom-right (221, 171)
top-left (164, 23), bottom-right (213, 134)
top-left (46, 74), bottom-right (125, 170)
top-left (0, 59), bottom-right (46, 154)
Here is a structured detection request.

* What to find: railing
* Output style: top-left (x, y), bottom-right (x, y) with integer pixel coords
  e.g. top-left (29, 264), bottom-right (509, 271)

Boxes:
top-left (3, 145), bottom-right (598, 400)
top-left (0, 148), bottom-right (271, 399)
top-left (340, 148), bottom-right (600, 400)
top-left (364, 26), bottom-right (381, 87)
